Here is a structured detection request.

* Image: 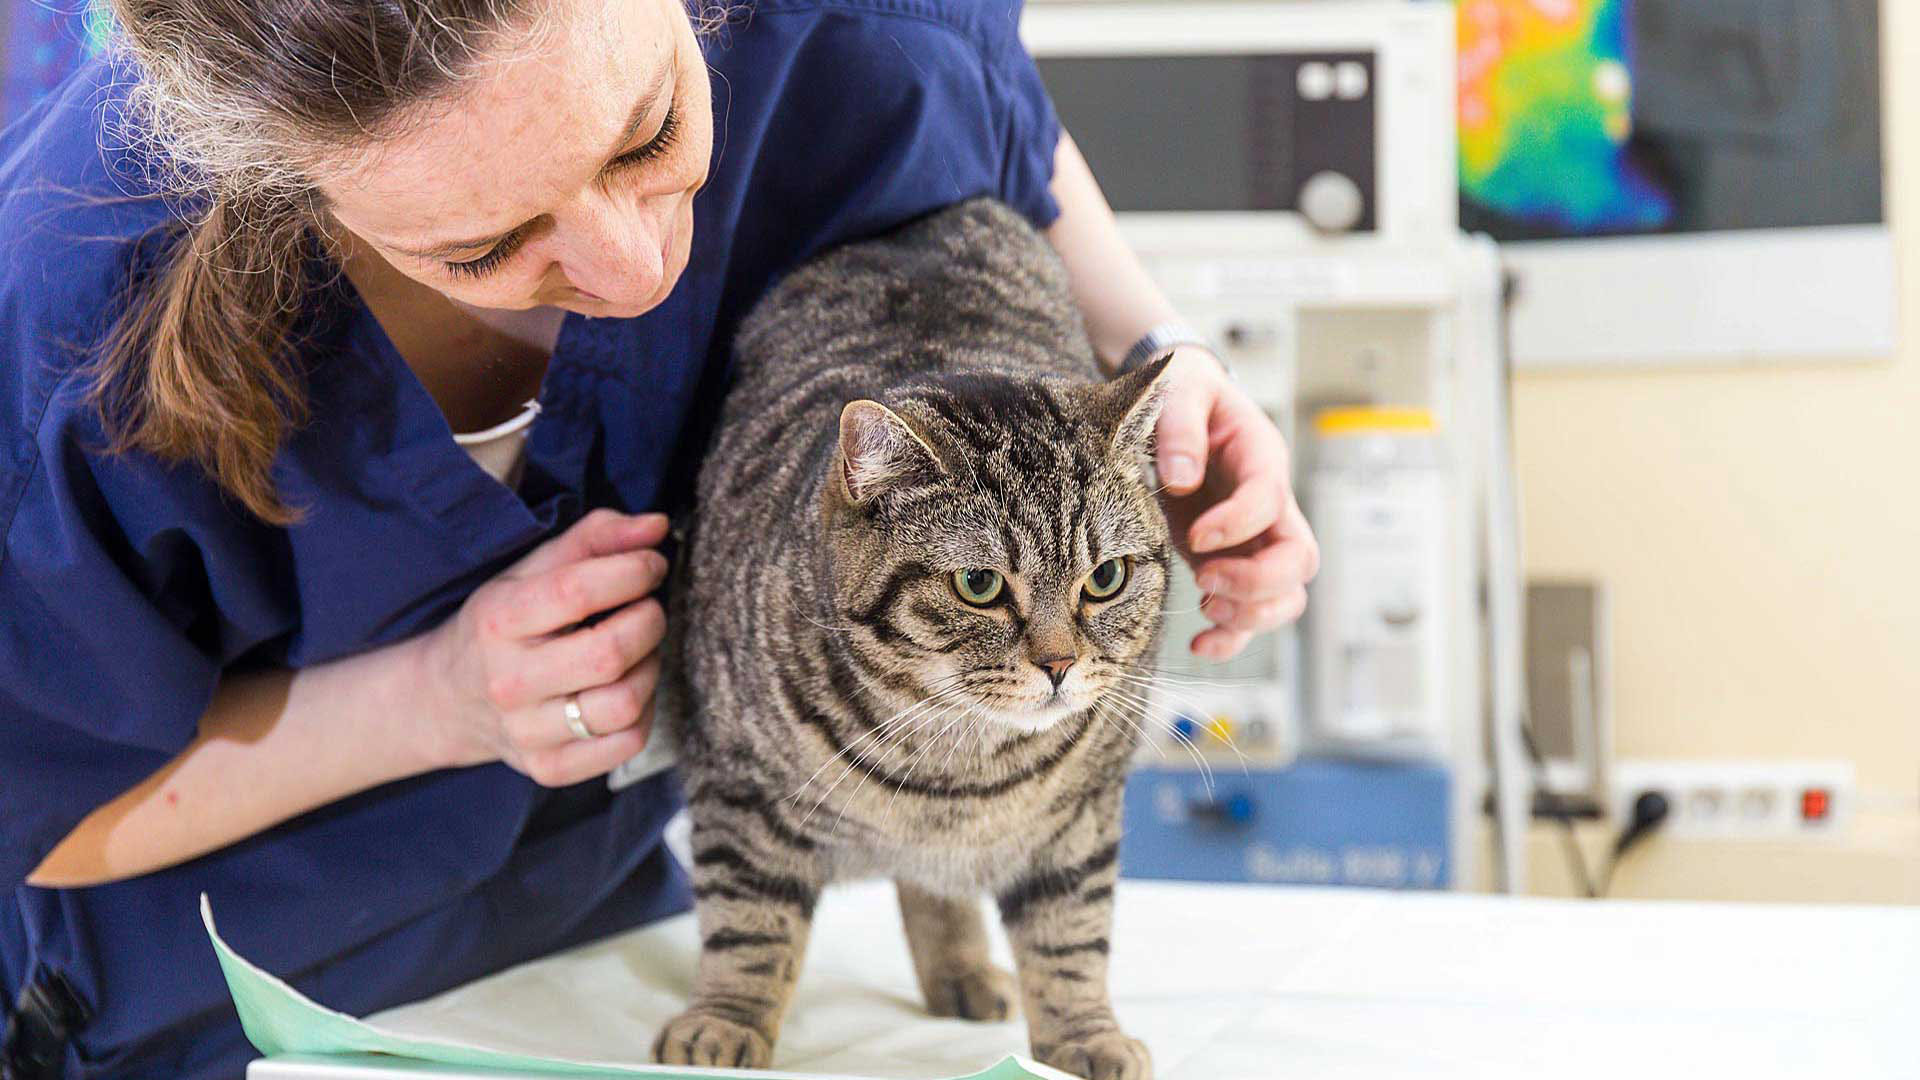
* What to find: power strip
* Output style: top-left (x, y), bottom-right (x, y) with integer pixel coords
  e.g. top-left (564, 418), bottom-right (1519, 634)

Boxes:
top-left (1610, 759), bottom-right (1855, 840)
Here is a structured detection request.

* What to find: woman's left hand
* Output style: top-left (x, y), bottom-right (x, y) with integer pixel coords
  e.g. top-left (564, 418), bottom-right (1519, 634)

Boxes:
top-left (1153, 346), bottom-right (1320, 660)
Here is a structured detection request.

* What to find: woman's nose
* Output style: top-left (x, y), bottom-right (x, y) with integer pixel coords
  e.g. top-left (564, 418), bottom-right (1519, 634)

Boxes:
top-left (557, 200), bottom-right (666, 305)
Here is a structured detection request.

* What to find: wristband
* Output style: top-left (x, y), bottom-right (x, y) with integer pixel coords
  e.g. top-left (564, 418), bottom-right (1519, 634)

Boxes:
top-left (1117, 322), bottom-right (1230, 379)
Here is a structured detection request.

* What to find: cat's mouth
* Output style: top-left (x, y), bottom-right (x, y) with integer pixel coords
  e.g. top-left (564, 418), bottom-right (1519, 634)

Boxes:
top-left (968, 688), bottom-right (1089, 732)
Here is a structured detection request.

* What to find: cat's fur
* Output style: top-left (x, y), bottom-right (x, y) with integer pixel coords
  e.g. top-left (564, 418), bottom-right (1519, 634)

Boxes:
top-left (657, 199), bottom-right (1168, 1080)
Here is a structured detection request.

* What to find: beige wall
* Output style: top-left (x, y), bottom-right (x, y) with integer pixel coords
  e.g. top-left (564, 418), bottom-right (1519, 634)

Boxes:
top-left (1508, 0), bottom-right (1919, 900)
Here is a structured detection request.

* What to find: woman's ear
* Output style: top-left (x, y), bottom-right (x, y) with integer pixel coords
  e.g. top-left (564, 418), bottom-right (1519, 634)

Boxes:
top-left (836, 399), bottom-right (945, 502)
top-left (1096, 352), bottom-right (1173, 460)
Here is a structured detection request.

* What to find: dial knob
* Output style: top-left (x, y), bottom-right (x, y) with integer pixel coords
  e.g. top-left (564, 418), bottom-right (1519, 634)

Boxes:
top-left (1298, 170), bottom-right (1365, 234)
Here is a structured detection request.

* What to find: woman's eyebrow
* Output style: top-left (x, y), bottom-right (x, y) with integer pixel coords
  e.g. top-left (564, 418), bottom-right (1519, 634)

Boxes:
top-left (602, 64), bottom-right (674, 160)
top-left (391, 66), bottom-right (674, 261)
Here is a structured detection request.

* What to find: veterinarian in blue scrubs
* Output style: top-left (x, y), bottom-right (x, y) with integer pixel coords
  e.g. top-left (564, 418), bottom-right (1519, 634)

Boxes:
top-left (0, 0), bottom-right (1318, 1074)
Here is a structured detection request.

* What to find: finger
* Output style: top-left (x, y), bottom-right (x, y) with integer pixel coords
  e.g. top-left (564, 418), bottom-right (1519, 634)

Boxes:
top-left (523, 597), bottom-right (667, 697)
top-left (1190, 626), bottom-right (1254, 661)
top-left (493, 549), bottom-right (669, 640)
top-left (571, 653), bottom-right (661, 738)
top-left (1286, 496), bottom-right (1322, 583)
top-left (1154, 382), bottom-right (1213, 496)
top-left (519, 722), bottom-right (652, 788)
top-left (1186, 414), bottom-right (1304, 554)
top-left (1201, 589), bottom-right (1307, 633)
top-left (1191, 529), bottom-right (1320, 604)
top-left (1187, 469), bottom-right (1283, 556)
top-left (506, 647), bottom-right (664, 749)
top-left (514, 510), bottom-right (669, 577)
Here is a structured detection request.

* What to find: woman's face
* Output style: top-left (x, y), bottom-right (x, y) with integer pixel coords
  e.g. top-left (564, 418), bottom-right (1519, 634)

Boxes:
top-left (319, 0), bottom-right (713, 318)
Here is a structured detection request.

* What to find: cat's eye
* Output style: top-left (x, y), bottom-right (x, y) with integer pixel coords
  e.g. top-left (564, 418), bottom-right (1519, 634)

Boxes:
top-left (952, 568), bottom-right (1004, 606)
top-left (1083, 558), bottom-right (1129, 601)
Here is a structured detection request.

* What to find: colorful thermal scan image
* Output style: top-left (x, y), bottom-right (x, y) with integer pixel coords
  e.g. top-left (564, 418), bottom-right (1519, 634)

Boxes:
top-left (1456, 0), bottom-right (1883, 242)
top-left (1456, 0), bottom-right (1673, 236)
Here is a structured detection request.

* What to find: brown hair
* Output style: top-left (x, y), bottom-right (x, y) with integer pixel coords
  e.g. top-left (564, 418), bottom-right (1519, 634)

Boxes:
top-left (92, 0), bottom-right (553, 522)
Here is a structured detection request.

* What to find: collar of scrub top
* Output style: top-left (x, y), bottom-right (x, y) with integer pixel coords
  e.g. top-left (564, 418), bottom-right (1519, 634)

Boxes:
top-left (317, 273), bottom-right (600, 562)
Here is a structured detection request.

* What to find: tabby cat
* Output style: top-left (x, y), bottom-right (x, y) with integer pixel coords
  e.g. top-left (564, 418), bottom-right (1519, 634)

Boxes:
top-left (657, 198), bottom-right (1169, 1080)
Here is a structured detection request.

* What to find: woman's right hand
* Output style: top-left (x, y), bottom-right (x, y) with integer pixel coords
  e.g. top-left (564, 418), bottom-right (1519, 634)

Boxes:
top-left (410, 509), bottom-right (672, 786)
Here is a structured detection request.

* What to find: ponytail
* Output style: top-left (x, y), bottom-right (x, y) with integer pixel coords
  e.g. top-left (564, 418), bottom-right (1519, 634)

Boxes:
top-left (89, 0), bottom-right (557, 522)
top-left (88, 195), bottom-right (313, 523)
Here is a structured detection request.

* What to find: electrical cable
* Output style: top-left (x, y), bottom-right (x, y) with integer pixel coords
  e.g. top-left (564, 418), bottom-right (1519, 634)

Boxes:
top-left (1596, 791), bottom-right (1671, 897)
top-left (1516, 717), bottom-right (1599, 898)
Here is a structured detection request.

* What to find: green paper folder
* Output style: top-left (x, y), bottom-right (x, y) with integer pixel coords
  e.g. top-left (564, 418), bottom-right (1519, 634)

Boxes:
top-left (202, 896), bottom-right (1069, 1080)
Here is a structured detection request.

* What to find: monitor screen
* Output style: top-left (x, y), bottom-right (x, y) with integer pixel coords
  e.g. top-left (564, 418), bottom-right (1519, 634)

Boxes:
top-left (1454, 0), bottom-right (1882, 241)
top-left (1037, 52), bottom-right (1379, 229)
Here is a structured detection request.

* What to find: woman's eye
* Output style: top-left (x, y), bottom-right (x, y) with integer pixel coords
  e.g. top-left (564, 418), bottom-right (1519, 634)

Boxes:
top-left (1083, 558), bottom-right (1129, 600)
top-left (608, 104), bottom-right (681, 172)
top-left (951, 568), bottom-right (1004, 606)
top-left (444, 229), bottom-right (527, 279)
top-left (440, 102), bottom-right (681, 281)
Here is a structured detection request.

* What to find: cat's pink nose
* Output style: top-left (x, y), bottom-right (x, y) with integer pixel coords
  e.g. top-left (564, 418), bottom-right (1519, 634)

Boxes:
top-left (1035, 655), bottom-right (1075, 689)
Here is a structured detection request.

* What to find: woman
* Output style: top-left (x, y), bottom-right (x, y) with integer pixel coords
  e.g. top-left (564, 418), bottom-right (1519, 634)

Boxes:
top-left (0, 0), bottom-right (1317, 1074)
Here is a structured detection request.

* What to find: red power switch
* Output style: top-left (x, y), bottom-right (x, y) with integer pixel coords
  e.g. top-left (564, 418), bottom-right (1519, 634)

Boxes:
top-left (1801, 788), bottom-right (1832, 822)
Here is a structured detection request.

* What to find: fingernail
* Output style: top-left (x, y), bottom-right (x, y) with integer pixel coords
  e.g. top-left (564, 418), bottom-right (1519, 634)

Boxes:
top-left (1196, 530), bottom-right (1226, 552)
top-left (1164, 455), bottom-right (1200, 488)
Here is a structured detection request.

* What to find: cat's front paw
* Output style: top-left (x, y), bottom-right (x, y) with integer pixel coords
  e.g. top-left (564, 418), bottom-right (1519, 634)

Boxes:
top-left (1036, 1029), bottom-right (1152, 1080)
top-left (922, 965), bottom-right (1017, 1021)
top-left (652, 1009), bottom-right (774, 1068)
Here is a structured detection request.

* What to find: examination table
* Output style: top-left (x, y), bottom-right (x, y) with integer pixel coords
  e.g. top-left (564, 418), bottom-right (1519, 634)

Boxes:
top-left (245, 878), bottom-right (1916, 1080)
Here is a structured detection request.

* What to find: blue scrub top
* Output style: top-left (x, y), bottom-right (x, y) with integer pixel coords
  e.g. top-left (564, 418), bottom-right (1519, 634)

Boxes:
top-left (0, 1), bottom-right (1060, 1074)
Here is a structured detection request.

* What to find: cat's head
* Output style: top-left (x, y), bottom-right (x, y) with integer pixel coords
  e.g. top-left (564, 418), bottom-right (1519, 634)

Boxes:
top-left (823, 357), bottom-right (1172, 732)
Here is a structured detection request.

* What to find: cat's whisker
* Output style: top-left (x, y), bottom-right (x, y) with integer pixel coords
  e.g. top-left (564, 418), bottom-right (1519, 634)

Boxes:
top-left (1102, 689), bottom-right (1212, 791)
top-left (795, 610), bottom-right (860, 634)
top-left (1108, 668), bottom-right (1246, 698)
top-left (785, 674), bottom-right (966, 803)
top-left (846, 696), bottom-right (977, 832)
top-left (803, 694), bottom-right (960, 825)
top-left (1157, 584), bottom-right (1221, 618)
top-left (1109, 666), bottom-right (1254, 710)
top-left (776, 588), bottom-right (864, 635)
top-left (790, 677), bottom-right (971, 821)
top-left (1093, 698), bottom-right (1166, 764)
top-left (814, 684), bottom-right (976, 824)
top-left (1107, 673), bottom-right (1253, 775)
top-left (879, 699), bottom-right (980, 827)
top-left (1105, 664), bottom-right (1251, 687)
top-left (1101, 684), bottom-right (1217, 792)
top-left (954, 693), bottom-right (1016, 768)
top-left (1132, 663), bottom-right (1267, 685)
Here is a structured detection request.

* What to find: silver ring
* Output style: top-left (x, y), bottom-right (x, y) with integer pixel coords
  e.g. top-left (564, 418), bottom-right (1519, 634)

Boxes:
top-left (563, 694), bottom-right (592, 741)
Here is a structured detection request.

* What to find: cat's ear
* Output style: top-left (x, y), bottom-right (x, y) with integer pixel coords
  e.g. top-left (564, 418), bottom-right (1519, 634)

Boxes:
top-left (837, 400), bottom-right (945, 502)
top-left (1096, 352), bottom-right (1173, 459)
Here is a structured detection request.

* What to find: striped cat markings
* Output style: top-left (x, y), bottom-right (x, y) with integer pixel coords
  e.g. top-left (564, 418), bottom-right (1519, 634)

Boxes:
top-left (659, 200), bottom-right (1168, 1080)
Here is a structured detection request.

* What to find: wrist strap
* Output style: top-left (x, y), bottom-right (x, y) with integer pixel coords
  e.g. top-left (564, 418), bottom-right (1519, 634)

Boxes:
top-left (1117, 322), bottom-right (1229, 378)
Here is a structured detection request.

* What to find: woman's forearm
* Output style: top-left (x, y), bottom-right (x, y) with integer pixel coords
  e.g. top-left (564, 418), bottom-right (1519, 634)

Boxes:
top-left (26, 639), bottom-right (441, 888)
top-left (26, 509), bottom-right (671, 889)
top-left (1044, 131), bottom-right (1183, 371)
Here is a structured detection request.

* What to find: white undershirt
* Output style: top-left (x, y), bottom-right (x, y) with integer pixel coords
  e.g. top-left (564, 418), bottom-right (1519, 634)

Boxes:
top-left (452, 399), bottom-right (541, 489)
